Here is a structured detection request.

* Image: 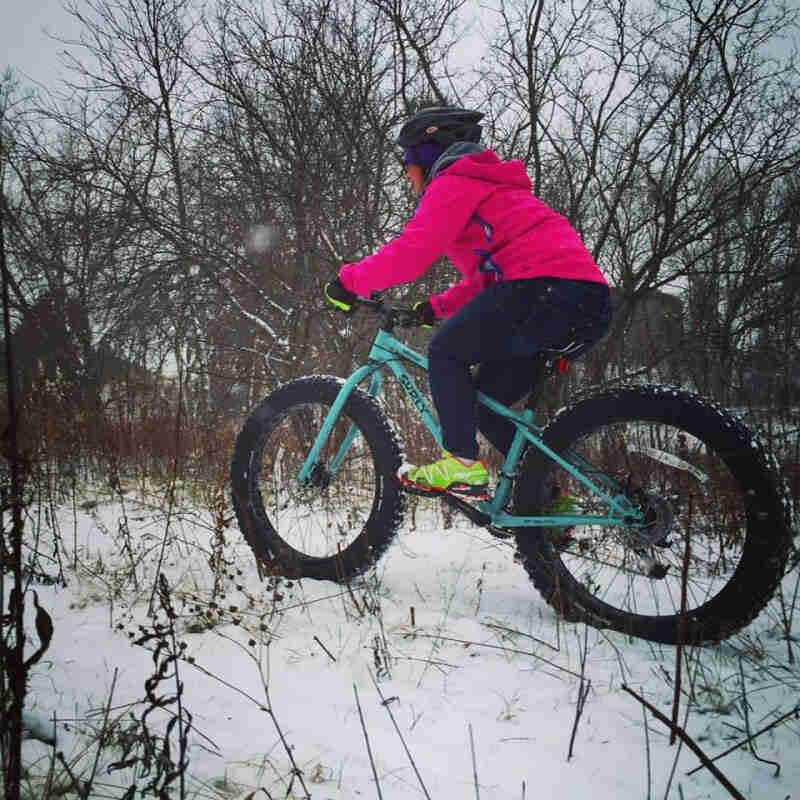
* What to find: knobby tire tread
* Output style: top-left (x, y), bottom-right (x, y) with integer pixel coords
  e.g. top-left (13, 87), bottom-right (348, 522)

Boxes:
top-left (514, 384), bottom-right (792, 645)
top-left (231, 376), bottom-right (406, 582)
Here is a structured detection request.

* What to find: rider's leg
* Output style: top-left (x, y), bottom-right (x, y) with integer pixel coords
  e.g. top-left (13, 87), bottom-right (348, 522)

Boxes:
top-left (400, 283), bottom-right (524, 494)
top-left (402, 279), bottom-right (611, 494)
top-left (475, 356), bottom-right (547, 455)
top-left (428, 278), bottom-right (610, 459)
top-left (427, 281), bottom-right (531, 460)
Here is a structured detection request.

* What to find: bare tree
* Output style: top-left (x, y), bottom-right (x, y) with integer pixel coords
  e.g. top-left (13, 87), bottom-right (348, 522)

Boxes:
top-left (58, 0), bottom-right (217, 405)
top-left (364, 0), bottom-right (472, 108)
top-left (6, 0), bottom-right (795, 436)
top-left (187, 0), bottom-right (465, 388)
top-left (480, 0), bottom-right (800, 388)
top-left (0, 101), bottom-right (175, 449)
top-left (0, 72), bottom-right (54, 800)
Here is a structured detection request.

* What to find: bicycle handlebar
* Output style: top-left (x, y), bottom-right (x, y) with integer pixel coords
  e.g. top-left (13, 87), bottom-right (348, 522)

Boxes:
top-left (352, 294), bottom-right (434, 331)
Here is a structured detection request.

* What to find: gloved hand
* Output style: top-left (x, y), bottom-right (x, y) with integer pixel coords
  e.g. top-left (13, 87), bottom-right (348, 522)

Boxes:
top-left (324, 277), bottom-right (358, 313)
top-left (410, 300), bottom-right (436, 328)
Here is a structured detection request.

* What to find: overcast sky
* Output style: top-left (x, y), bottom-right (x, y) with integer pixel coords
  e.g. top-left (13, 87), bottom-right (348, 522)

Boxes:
top-left (2, 0), bottom-right (799, 94)
top-left (1, 0), bottom-right (85, 90)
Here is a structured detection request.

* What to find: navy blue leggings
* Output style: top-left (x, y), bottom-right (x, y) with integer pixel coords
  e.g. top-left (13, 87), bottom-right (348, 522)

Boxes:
top-left (427, 278), bottom-right (611, 459)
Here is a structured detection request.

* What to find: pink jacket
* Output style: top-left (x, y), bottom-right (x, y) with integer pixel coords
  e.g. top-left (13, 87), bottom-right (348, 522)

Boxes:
top-left (338, 149), bottom-right (607, 318)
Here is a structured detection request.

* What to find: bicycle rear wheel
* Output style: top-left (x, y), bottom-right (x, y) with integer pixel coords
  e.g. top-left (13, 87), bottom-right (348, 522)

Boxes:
top-left (513, 385), bottom-right (792, 645)
top-left (231, 376), bottom-right (406, 581)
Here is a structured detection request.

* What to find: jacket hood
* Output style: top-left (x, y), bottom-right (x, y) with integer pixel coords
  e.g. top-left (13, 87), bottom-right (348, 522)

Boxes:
top-left (427, 143), bottom-right (532, 190)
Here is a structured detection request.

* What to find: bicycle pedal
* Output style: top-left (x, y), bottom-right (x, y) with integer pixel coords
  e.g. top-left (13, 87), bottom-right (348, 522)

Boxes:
top-left (399, 482), bottom-right (442, 498)
top-left (399, 477), bottom-right (489, 501)
top-left (446, 484), bottom-right (490, 500)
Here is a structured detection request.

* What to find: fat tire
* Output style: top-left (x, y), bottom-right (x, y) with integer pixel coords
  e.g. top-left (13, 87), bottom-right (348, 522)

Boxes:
top-left (514, 385), bottom-right (792, 645)
top-left (231, 376), bottom-right (406, 582)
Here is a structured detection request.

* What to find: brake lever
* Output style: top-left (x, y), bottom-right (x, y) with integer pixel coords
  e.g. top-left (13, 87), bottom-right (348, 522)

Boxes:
top-left (354, 296), bottom-right (422, 329)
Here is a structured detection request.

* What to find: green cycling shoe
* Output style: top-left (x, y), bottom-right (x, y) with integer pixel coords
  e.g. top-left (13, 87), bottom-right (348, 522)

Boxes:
top-left (399, 451), bottom-right (489, 498)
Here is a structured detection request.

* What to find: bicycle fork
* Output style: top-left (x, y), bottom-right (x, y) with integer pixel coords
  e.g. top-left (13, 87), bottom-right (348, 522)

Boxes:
top-left (297, 363), bottom-right (382, 485)
top-left (298, 335), bottom-right (443, 485)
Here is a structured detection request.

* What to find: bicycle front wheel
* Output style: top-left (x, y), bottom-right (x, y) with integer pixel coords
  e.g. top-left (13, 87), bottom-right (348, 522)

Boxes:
top-left (513, 385), bottom-right (792, 645)
top-left (231, 376), bottom-right (406, 581)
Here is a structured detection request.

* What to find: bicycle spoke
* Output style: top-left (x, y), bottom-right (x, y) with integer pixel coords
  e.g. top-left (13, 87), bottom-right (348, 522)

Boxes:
top-left (257, 403), bottom-right (378, 559)
top-left (551, 421), bottom-right (745, 619)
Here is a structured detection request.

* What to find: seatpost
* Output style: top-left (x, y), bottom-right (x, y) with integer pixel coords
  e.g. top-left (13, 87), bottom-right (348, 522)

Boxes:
top-left (523, 355), bottom-right (551, 414)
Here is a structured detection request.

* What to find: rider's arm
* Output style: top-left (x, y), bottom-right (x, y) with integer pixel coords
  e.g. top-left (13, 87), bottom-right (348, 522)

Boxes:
top-left (338, 175), bottom-right (487, 298)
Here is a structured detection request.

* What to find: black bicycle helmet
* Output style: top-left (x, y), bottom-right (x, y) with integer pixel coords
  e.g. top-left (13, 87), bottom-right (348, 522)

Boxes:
top-left (397, 106), bottom-right (485, 149)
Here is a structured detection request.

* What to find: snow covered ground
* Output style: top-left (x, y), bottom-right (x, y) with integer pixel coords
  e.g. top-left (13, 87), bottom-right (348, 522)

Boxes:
top-left (13, 491), bottom-right (800, 799)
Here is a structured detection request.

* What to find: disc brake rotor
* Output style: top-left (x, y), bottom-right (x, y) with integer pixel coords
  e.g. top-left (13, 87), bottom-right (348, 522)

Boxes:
top-left (619, 490), bottom-right (673, 550)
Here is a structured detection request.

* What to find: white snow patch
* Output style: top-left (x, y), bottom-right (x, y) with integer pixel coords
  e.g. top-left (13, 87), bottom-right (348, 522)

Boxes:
top-left (8, 495), bottom-right (800, 800)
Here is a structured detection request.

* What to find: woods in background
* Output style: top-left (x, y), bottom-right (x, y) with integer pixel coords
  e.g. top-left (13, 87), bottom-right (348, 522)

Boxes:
top-left (0, 0), bottom-right (798, 478)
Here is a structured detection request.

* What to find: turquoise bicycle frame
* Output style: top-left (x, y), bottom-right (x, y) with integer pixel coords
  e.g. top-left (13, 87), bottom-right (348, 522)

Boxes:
top-left (299, 327), bottom-right (643, 529)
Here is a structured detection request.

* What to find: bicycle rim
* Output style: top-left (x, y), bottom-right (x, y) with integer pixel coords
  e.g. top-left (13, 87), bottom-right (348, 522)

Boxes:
top-left (252, 400), bottom-right (380, 559)
top-left (552, 419), bottom-right (749, 617)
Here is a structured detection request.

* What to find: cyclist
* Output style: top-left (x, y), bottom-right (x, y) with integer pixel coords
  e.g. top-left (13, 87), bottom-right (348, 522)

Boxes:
top-left (325, 106), bottom-right (611, 497)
